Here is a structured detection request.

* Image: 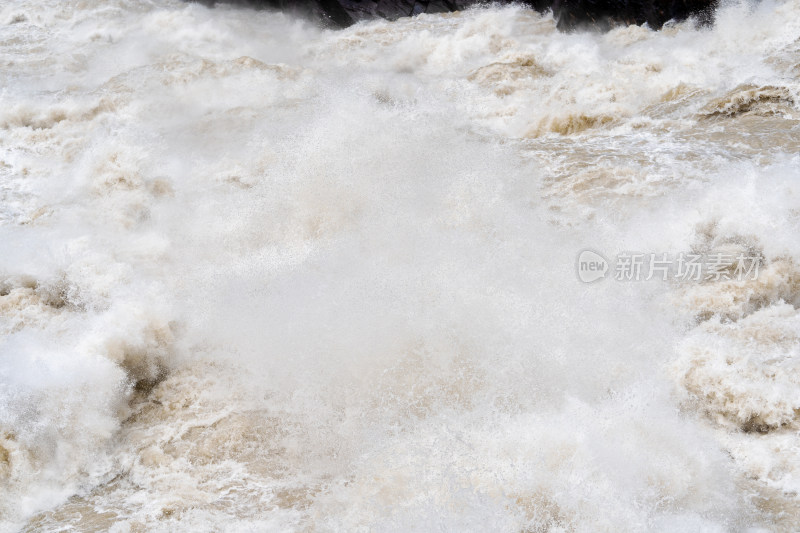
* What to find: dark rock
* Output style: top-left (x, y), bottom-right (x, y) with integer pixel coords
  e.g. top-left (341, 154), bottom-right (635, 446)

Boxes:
top-left (193, 0), bottom-right (718, 31)
top-left (552, 0), bottom-right (717, 30)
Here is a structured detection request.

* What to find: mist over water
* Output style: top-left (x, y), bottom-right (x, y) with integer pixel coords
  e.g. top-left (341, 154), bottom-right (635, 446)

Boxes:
top-left (1, 0), bottom-right (799, 530)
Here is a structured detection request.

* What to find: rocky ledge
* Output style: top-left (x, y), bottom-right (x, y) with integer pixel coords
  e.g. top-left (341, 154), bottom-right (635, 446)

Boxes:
top-left (194, 0), bottom-right (717, 31)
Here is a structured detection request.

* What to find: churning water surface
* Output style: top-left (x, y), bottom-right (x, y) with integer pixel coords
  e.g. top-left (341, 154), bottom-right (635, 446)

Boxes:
top-left (1, 0), bottom-right (800, 531)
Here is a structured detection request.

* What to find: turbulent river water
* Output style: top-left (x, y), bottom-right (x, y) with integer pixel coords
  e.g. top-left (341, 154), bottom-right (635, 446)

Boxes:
top-left (1, 0), bottom-right (800, 531)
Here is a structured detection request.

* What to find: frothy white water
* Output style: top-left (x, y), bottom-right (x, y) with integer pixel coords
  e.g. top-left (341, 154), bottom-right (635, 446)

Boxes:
top-left (1, 0), bottom-right (799, 530)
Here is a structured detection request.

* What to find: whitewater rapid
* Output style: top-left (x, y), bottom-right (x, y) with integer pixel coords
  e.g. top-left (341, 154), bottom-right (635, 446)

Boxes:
top-left (1, 0), bottom-right (799, 531)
